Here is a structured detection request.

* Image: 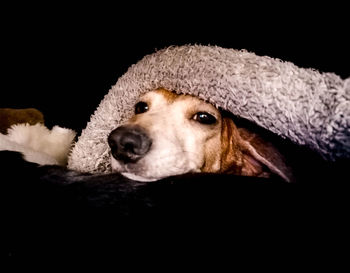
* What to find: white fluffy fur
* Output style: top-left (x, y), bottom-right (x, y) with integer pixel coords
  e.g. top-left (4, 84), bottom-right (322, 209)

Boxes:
top-left (0, 123), bottom-right (76, 166)
top-left (0, 134), bottom-right (59, 165)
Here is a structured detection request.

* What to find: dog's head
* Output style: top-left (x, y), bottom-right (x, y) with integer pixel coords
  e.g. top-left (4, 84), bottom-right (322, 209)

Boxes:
top-left (108, 88), bottom-right (293, 182)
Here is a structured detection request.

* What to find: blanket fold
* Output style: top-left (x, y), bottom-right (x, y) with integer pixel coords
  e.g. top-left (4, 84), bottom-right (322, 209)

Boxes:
top-left (68, 45), bottom-right (350, 173)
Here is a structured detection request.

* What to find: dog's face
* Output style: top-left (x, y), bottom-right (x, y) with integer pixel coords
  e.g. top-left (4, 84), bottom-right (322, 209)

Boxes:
top-left (108, 88), bottom-right (293, 182)
top-left (108, 89), bottom-right (222, 181)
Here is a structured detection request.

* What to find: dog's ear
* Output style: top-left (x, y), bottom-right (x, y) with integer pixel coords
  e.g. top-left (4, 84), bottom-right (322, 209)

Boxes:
top-left (220, 117), bottom-right (293, 182)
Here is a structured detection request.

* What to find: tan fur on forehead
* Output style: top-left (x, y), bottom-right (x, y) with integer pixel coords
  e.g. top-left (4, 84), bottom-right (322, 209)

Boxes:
top-left (154, 88), bottom-right (179, 103)
top-left (153, 89), bottom-right (219, 114)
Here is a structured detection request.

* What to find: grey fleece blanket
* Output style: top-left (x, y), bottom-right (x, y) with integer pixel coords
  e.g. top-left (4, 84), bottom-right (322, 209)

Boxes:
top-left (68, 45), bottom-right (350, 173)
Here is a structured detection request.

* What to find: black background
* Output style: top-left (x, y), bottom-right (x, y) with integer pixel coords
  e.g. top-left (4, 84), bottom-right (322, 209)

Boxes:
top-left (2, 4), bottom-right (350, 262)
top-left (1, 4), bottom-right (349, 133)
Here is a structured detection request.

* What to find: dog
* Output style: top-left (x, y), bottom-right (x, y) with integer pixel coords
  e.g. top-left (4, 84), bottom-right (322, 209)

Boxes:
top-left (108, 88), bottom-right (294, 182)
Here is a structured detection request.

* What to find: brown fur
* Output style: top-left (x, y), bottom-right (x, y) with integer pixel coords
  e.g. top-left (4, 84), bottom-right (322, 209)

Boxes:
top-left (218, 117), bottom-right (293, 182)
top-left (0, 108), bottom-right (44, 134)
top-left (155, 88), bottom-right (179, 103)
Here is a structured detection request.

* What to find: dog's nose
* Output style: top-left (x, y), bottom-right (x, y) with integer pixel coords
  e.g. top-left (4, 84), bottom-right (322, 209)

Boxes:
top-left (108, 125), bottom-right (152, 163)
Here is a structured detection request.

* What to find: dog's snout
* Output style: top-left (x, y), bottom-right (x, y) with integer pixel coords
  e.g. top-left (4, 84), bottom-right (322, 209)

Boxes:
top-left (108, 125), bottom-right (152, 163)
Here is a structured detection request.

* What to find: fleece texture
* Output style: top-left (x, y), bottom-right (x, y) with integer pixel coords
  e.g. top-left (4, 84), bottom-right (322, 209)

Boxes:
top-left (1, 123), bottom-right (76, 166)
top-left (68, 45), bottom-right (350, 173)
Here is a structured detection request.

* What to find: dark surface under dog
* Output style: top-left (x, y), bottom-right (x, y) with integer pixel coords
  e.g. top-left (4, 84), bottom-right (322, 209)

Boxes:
top-left (3, 150), bottom-right (349, 260)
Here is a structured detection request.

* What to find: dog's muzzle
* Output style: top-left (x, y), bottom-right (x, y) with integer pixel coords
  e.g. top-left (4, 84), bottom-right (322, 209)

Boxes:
top-left (108, 125), bottom-right (152, 163)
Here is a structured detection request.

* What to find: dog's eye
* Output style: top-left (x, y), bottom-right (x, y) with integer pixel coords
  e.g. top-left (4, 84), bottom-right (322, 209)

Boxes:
top-left (193, 112), bottom-right (217, 125)
top-left (135, 102), bottom-right (149, 114)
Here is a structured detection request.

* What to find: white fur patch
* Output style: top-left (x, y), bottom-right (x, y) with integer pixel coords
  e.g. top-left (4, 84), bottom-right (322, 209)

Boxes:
top-left (1, 123), bottom-right (76, 166)
top-left (0, 134), bottom-right (59, 165)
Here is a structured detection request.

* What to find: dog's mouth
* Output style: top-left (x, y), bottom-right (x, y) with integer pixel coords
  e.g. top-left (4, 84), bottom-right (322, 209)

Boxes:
top-left (110, 155), bottom-right (159, 182)
top-left (121, 172), bottom-right (158, 182)
top-left (110, 149), bottom-right (199, 182)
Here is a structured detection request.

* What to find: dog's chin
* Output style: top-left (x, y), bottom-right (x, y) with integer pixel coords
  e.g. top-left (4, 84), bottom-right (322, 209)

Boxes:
top-left (110, 155), bottom-right (199, 182)
top-left (120, 172), bottom-right (158, 182)
top-left (110, 156), bottom-right (161, 182)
